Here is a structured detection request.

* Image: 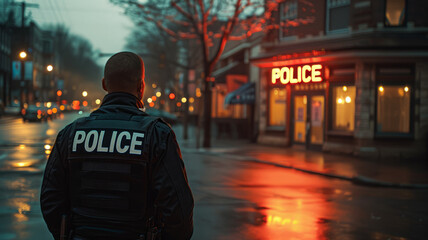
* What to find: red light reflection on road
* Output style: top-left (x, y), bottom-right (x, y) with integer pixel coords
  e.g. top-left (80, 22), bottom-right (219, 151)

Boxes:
top-left (232, 160), bottom-right (333, 240)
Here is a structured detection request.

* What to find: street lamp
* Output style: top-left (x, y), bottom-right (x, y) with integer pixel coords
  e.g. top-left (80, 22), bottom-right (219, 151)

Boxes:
top-left (47, 65), bottom-right (53, 72)
top-left (19, 51), bottom-right (27, 59)
top-left (82, 91), bottom-right (88, 97)
top-left (19, 51), bottom-right (27, 112)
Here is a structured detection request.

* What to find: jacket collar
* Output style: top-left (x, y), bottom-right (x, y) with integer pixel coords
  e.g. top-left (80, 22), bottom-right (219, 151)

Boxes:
top-left (100, 92), bottom-right (144, 109)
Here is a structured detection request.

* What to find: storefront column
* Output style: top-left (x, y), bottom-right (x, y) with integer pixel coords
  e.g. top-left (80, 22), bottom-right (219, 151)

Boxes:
top-left (354, 62), bottom-right (376, 155)
top-left (417, 63), bottom-right (428, 141)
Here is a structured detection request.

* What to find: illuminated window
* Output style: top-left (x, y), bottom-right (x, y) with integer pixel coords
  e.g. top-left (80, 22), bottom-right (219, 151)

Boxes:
top-left (269, 88), bottom-right (286, 128)
top-left (326, 0), bottom-right (350, 33)
top-left (332, 86), bottom-right (356, 131)
top-left (385, 0), bottom-right (406, 26)
top-left (377, 85), bottom-right (410, 133)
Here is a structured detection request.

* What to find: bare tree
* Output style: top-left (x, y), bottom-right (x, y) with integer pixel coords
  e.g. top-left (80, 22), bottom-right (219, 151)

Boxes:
top-left (111, 0), bottom-right (314, 147)
top-left (48, 25), bottom-right (103, 101)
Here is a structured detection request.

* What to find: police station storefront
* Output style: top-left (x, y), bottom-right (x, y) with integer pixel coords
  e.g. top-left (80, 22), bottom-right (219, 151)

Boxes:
top-left (252, 51), bottom-right (428, 159)
top-left (256, 62), bottom-right (329, 150)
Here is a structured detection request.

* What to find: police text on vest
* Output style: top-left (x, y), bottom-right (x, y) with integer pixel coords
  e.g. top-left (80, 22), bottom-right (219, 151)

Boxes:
top-left (72, 130), bottom-right (145, 155)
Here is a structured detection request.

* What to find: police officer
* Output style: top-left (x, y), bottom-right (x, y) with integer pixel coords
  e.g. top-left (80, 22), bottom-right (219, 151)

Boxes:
top-left (41, 52), bottom-right (194, 240)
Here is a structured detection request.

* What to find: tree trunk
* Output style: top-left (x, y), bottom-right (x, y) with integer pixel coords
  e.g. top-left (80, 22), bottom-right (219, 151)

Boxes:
top-left (202, 74), bottom-right (212, 148)
top-left (183, 68), bottom-right (189, 140)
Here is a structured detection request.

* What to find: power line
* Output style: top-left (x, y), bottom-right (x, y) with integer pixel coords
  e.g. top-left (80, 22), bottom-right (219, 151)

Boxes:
top-left (47, 0), bottom-right (61, 23)
top-left (60, 0), bottom-right (74, 26)
top-left (52, 0), bottom-right (66, 23)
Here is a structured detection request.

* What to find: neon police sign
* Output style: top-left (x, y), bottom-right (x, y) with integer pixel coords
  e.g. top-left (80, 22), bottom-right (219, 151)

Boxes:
top-left (271, 64), bottom-right (323, 85)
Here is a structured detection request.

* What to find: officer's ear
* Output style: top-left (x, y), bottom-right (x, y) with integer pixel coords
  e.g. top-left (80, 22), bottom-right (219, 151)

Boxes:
top-left (102, 78), bottom-right (108, 92)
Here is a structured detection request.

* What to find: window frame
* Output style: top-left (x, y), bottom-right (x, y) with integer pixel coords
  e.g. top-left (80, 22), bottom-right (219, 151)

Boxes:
top-left (279, 0), bottom-right (298, 41)
top-left (384, 0), bottom-right (408, 28)
top-left (326, 0), bottom-right (351, 34)
top-left (374, 65), bottom-right (414, 138)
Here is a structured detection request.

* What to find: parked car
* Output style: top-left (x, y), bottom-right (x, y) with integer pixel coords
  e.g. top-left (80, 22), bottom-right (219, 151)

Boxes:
top-left (22, 105), bottom-right (46, 122)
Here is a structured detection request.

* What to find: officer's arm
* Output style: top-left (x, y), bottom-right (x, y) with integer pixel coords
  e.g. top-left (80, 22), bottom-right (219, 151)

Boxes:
top-left (151, 123), bottom-right (194, 240)
top-left (40, 128), bottom-right (70, 240)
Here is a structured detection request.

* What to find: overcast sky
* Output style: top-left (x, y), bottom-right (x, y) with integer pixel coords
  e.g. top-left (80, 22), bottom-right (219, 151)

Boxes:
top-left (26, 0), bottom-right (134, 61)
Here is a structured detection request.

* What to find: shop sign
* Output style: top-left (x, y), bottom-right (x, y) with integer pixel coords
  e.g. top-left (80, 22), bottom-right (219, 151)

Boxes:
top-left (271, 64), bottom-right (323, 85)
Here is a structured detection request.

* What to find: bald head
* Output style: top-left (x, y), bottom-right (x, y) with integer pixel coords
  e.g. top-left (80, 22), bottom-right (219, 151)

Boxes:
top-left (103, 52), bottom-right (145, 99)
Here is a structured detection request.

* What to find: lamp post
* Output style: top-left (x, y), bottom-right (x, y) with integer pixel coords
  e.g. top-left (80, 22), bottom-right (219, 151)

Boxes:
top-left (19, 51), bottom-right (27, 112)
top-left (46, 65), bottom-right (55, 104)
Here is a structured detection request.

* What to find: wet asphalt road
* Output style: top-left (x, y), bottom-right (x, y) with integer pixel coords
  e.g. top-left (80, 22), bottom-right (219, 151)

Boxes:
top-left (0, 112), bottom-right (427, 240)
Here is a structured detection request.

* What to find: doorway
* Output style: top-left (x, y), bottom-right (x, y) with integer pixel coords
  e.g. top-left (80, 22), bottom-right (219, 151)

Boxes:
top-left (293, 94), bottom-right (325, 149)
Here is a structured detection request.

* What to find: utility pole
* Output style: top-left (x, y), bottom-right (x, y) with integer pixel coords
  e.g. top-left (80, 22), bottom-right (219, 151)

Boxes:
top-left (12, 1), bottom-right (39, 27)
top-left (13, 1), bottom-right (38, 111)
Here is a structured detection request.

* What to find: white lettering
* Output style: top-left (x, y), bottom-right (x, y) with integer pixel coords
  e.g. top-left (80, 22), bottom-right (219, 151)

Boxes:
top-left (109, 131), bottom-right (117, 153)
top-left (85, 130), bottom-right (98, 152)
top-left (72, 130), bottom-right (144, 155)
top-left (97, 130), bottom-right (108, 152)
top-left (130, 132), bottom-right (145, 155)
top-left (116, 131), bottom-right (131, 153)
top-left (73, 131), bottom-right (86, 151)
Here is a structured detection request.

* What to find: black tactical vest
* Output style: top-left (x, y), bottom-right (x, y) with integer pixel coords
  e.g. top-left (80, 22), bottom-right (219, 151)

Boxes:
top-left (67, 112), bottom-right (160, 239)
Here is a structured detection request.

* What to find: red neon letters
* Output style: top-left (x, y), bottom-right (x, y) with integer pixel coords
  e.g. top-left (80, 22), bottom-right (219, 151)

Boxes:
top-left (271, 64), bottom-right (323, 85)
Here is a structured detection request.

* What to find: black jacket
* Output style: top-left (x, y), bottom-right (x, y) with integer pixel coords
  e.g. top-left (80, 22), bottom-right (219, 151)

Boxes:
top-left (40, 92), bottom-right (194, 240)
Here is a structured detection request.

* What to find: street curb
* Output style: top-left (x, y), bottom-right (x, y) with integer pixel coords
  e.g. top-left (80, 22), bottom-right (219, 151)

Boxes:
top-left (184, 148), bottom-right (428, 189)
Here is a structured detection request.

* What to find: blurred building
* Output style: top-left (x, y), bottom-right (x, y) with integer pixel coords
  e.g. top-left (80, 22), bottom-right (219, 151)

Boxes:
top-left (210, 33), bottom-right (261, 140)
top-left (251, 0), bottom-right (428, 159)
top-left (0, 24), bottom-right (11, 109)
top-left (0, 0), bottom-right (59, 109)
top-left (10, 21), bottom-right (46, 105)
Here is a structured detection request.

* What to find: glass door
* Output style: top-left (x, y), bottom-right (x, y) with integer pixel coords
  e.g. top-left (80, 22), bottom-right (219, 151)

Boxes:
top-left (310, 95), bottom-right (325, 145)
top-left (293, 95), bottom-right (307, 143)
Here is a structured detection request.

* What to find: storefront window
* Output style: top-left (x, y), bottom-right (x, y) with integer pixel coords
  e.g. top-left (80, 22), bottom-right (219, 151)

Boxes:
top-left (377, 85), bottom-right (410, 133)
top-left (385, 0), bottom-right (406, 26)
top-left (269, 88), bottom-right (286, 128)
top-left (332, 85), bottom-right (355, 131)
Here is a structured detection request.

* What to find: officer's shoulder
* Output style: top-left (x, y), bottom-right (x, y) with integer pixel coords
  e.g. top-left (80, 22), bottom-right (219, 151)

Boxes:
top-left (60, 116), bottom-right (87, 135)
top-left (153, 118), bottom-right (173, 133)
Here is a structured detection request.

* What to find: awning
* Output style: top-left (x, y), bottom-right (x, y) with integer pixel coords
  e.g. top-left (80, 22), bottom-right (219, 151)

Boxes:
top-left (224, 82), bottom-right (255, 106)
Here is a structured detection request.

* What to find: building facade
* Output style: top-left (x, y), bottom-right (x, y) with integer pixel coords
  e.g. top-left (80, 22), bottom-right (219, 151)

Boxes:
top-left (0, 24), bottom-right (11, 110)
top-left (252, 0), bottom-right (428, 159)
top-left (211, 35), bottom-right (261, 139)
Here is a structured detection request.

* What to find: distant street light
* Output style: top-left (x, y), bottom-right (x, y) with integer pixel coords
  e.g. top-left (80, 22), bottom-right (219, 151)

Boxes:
top-left (82, 91), bottom-right (88, 97)
top-left (181, 97), bottom-right (187, 103)
top-left (19, 51), bottom-right (27, 111)
top-left (156, 91), bottom-right (161, 97)
top-left (95, 99), bottom-right (101, 105)
top-left (47, 65), bottom-right (53, 72)
top-left (19, 51), bottom-right (27, 59)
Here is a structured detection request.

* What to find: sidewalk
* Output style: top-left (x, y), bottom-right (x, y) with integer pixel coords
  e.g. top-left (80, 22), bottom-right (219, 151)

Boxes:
top-left (175, 125), bottom-right (428, 189)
